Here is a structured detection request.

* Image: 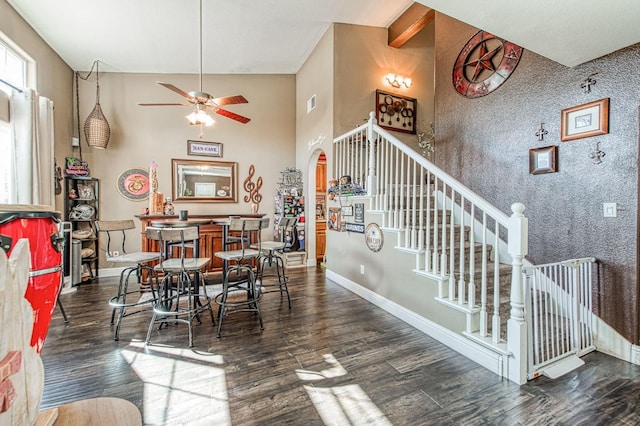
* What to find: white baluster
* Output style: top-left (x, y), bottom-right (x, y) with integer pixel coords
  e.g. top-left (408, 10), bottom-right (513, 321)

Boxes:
top-left (480, 212), bottom-right (488, 337)
top-left (458, 196), bottom-right (466, 305)
top-left (468, 204), bottom-right (475, 310)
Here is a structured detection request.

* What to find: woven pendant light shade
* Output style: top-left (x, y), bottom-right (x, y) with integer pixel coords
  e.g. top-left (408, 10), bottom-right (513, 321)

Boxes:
top-left (84, 102), bottom-right (110, 149)
top-left (84, 61), bottom-right (110, 149)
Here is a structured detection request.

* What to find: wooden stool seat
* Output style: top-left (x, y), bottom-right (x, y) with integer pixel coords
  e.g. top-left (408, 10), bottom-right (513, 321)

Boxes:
top-left (36, 397), bottom-right (141, 426)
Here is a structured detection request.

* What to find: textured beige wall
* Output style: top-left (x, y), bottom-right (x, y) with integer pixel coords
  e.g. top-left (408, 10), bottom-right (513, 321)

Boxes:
top-left (296, 24), bottom-right (335, 264)
top-left (74, 72), bottom-right (295, 258)
top-left (0, 0), bottom-right (74, 211)
top-left (321, 23), bottom-right (437, 305)
top-left (333, 23), bottom-right (435, 141)
top-left (297, 22), bottom-right (435, 266)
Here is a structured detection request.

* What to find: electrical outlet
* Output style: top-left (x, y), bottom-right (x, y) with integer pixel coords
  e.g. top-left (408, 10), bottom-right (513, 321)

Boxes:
top-left (360, 264), bottom-right (365, 275)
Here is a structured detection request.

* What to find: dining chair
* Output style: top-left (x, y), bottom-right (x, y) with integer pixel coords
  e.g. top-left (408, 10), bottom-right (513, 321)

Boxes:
top-left (214, 217), bottom-right (269, 337)
top-left (144, 226), bottom-right (215, 347)
top-left (95, 219), bottom-right (161, 341)
top-left (252, 216), bottom-right (298, 308)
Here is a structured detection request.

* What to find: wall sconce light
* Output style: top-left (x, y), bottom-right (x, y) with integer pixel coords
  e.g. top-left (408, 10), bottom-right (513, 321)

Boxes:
top-left (385, 73), bottom-right (412, 89)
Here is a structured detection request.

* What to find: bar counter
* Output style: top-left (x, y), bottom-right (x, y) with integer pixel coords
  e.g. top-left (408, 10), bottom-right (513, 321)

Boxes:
top-left (136, 214), bottom-right (264, 274)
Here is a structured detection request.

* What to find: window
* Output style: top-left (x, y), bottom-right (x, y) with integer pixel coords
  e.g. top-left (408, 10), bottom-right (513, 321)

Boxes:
top-left (0, 39), bottom-right (27, 203)
top-left (0, 40), bottom-right (26, 94)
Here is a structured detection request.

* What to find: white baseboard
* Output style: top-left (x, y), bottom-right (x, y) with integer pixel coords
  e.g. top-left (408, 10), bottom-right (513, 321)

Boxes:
top-left (98, 267), bottom-right (126, 278)
top-left (592, 313), bottom-right (638, 364)
top-left (325, 269), bottom-right (506, 378)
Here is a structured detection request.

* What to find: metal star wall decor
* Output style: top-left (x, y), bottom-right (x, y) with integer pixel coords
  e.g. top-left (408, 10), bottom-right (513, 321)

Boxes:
top-left (452, 31), bottom-right (524, 98)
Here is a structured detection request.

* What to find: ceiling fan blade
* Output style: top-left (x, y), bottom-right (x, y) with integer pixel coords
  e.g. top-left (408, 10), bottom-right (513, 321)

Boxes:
top-left (157, 82), bottom-right (196, 102)
top-left (138, 102), bottom-right (190, 106)
top-left (211, 95), bottom-right (248, 106)
top-left (213, 107), bottom-right (251, 124)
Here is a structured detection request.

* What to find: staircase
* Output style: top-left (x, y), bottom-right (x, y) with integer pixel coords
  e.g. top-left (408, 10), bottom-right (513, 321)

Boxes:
top-left (328, 112), bottom-right (595, 384)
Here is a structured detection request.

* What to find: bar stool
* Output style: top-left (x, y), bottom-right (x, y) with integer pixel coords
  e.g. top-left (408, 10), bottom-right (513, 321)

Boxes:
top-left (145, 226), bottom-right (215, 347)
top-left (214, 217), bottom-right (269, 337)
top-left (252, 216), bottom-right (297, 308)
top-left (95, 220), bottom-right (161, 341)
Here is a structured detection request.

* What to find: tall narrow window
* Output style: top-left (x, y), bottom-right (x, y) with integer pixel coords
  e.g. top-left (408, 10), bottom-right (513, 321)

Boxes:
top-left (0, 39), bottom-right (27, 203)
top-left (0, 41), bottom-right (26, 93)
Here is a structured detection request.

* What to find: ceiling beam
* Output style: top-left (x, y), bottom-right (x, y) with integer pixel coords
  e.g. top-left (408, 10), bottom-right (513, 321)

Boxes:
top-left (388, 2), bottom-right (434, 48)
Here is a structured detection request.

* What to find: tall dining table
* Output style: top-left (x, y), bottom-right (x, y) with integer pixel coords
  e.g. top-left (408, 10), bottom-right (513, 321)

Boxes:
top-left (136, 214), bottom-right (265, 276)
top-left (148, 218), bottom-right (213, 259)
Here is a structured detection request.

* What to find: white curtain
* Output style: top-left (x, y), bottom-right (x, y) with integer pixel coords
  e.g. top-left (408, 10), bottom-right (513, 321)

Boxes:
top-left (8, 89), bottom-right (55, 207)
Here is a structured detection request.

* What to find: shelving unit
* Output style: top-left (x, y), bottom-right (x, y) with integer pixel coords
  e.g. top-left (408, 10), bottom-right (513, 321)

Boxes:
top-left (64, 176), bottom-right (99, 283)
top-left (274, 167), bottom-right (306, 267)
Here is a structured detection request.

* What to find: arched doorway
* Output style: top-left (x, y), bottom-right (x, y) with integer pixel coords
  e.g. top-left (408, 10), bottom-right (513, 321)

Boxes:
top-left (315, 151), bottom-right (327, 265)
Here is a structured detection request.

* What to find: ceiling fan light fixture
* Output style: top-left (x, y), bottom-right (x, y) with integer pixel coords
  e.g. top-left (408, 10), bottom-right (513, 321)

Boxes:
top-left (138, 0), bottom-right (250, 131)
top-left (186, 106), bottom-right (215, 126)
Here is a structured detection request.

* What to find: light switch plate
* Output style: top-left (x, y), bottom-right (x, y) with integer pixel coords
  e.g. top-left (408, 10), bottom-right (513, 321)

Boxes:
top-left (603, 202), bottom-right (617, 217)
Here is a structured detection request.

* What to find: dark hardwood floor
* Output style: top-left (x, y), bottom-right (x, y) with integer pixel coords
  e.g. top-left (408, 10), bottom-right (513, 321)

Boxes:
top-left (41, 267), bottom-right (640, 425)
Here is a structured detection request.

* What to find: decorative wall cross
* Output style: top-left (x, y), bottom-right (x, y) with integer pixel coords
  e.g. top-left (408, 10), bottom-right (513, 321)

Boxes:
top-left (581, 72), bottom-right (598, 93)
top-left (589, 141), bottom-right (605, 164)
top-left (535, 122), bottom-right (548, 141)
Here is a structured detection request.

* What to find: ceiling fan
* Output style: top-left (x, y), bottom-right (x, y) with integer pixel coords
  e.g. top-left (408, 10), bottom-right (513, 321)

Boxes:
top-left (138, 0), bottom-right (250, 135)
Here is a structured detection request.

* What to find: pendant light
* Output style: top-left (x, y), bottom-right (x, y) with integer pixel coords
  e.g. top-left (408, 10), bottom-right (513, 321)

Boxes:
top-left (83, 60), bottom-right (111, 149)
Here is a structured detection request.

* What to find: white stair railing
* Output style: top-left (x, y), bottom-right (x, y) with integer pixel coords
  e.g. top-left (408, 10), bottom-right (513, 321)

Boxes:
top-left (333, 112), bottom-right (529, 383)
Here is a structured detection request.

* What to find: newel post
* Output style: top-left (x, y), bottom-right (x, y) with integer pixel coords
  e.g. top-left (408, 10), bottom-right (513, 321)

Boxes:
top-left (507, 202), bottom-right (528, 384)
top-left (366, 111), bottom-right (377, 194)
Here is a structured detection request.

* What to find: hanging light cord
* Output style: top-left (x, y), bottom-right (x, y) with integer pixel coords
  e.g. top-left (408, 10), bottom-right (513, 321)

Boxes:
top-left (199, 0), bottom-right (203, 92)
top-left (74, 60), bottom-right (101, 159)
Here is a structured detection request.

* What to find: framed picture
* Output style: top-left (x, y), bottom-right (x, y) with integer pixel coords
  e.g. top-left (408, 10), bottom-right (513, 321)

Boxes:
top-left (560, 98), bottom-right (609, 142)
top-left (187, 140), bottom-right (223, 157)
top-left (529, 146), bottom-right (558, 175)
top-left (375, 89), bottom-right (416, 134)
top-left (328, 207), bottom-right (341, 231)
top-left (342, 205), bottom-right (354, 216)
top-left (354, 203), bottom-right (364, 223)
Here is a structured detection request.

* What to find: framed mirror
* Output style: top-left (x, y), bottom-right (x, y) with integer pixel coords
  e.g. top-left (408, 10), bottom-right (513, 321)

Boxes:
top-left (172, 158), bottom-right (238, 203)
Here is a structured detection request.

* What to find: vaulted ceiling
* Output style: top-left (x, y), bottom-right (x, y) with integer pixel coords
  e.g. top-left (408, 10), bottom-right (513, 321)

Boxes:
top-left (6, 0), bottom-right (640, 73)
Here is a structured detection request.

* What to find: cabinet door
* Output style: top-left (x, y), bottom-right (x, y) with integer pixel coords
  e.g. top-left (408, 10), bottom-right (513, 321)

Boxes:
top-left (316, 162), bottom-right (326, 193)
top-left (316, 221), bottom-right (326, 262)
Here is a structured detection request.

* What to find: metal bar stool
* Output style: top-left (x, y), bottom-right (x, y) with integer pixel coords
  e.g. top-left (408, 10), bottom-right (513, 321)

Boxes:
top-left (145, 226), bottom-right (215, 347)
top-left (95, 220), bottom-right (161, 341)
top-left (252, 216), bottom-right (297, 308)
top-left (214, 217), bottom-right (269, 337)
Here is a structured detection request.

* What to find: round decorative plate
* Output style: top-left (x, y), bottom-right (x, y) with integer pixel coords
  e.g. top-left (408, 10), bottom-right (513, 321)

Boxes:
top-left (116, 168), bottom-right (150, 201)
top-left (365, 223), bottom-right (383, 252)
top-left (452, 30), bottom-right (523, 98)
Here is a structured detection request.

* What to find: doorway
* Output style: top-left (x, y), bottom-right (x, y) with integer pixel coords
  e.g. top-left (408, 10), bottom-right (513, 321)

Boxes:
top-left (315, 152), bottom-right (327, 265)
